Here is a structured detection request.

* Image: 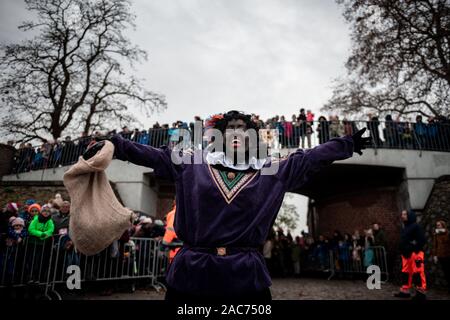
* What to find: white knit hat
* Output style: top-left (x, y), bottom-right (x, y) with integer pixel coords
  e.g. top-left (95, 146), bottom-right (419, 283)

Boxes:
top-left (12, 217), bottom-right (25, 227)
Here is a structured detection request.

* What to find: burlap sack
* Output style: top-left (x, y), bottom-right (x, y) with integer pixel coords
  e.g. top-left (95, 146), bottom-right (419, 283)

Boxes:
top-left (63, 141), bottom-right (132, 256)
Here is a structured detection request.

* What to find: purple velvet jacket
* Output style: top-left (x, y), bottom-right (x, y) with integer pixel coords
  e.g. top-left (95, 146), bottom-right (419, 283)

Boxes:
top-left (111, 134), bottom-right (354, 294)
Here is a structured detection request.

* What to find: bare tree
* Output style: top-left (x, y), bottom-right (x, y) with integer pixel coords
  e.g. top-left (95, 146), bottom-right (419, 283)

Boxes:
top-left (323, 0), bottom-right (450, 119)
top-left (0, 0), bottom-right (166, 143)
top-left (275, 194), bottom-right (300, 233)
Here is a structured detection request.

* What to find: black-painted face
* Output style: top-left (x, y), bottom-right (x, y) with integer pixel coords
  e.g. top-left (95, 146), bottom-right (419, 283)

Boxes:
top-left (224, 118), bottom-right (249, 152)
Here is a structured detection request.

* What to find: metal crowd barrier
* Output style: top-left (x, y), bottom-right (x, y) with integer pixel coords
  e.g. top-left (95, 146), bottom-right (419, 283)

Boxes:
top-left (153, 242), bottom-right (169, 281)
top-left (0, 236), bottom-right (56, 293)
top-left (300, 249), bottom-right (335, 280)
top-left (0, 236), bottom-right (170, 299)
top-left (2, 236), bottom-right (389, 298)
top-left (11, 120), bottom-right (450, 175)
top-left (46, 236), bottom-right (169, 299)
top-left (328, 246), bottom-right (389, 282)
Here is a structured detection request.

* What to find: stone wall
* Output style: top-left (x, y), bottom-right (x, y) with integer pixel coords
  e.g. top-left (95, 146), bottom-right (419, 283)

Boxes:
top-left (0, 180), bottom-right (174, 219)
top-left (0, 180), bottom-right (124, 208)
top-left (420, 175), bottom-right (450, 288)
top-left (0, 181), bottom-right (70, 206)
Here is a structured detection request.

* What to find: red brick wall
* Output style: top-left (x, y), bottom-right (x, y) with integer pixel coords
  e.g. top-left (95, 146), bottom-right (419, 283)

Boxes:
top-left (314, 187), bottom-right (402, 250)
top-left (156, 196), bottom-right (175, 219)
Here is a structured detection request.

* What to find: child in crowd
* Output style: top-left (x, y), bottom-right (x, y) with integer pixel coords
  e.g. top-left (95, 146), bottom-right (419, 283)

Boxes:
top-left (28, 204), bottom-right (54, 242)
top-left (6, 217), bottom-right (27, 247)
top-left (27, 204), bottom-right (54, 283)
top-left (26, 203), bottom-right (42, 226)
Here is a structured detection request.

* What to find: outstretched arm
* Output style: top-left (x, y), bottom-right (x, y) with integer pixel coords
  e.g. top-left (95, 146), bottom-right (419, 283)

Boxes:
top-left (83, 134), bottom-right (179, 181)
top-left (275, 128), bottom-right (371, 191)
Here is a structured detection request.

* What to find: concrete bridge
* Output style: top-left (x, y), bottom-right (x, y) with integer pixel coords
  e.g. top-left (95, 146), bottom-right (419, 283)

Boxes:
top-left (1, 159), bottom-right (164, 217)
top-left (280, 147), bottom-right (450, 251)
top-left (2, 146), bottom-right (449, 218)
top-left (2, 133), bottom-right (450, 287)
top-left (286, 147), bottom-right (450, 210)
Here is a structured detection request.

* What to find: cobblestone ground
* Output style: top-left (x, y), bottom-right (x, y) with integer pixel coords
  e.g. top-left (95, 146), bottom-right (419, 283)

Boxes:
top-left (77, 277), bottom-right (450, 300)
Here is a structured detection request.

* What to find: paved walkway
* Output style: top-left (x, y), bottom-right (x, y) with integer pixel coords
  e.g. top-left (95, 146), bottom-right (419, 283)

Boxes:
top-left (75, 278), bottom-right (450, 300)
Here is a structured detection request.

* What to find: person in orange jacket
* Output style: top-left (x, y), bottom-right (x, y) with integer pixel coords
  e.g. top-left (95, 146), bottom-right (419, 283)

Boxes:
top-left (394, 209), bottom-right (427, 300)
top-left (162, 202), bottom-right (182, 262)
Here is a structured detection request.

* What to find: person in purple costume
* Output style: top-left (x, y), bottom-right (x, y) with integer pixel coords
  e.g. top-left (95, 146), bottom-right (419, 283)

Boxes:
top-left (83, 110), bottom-right (371, 303)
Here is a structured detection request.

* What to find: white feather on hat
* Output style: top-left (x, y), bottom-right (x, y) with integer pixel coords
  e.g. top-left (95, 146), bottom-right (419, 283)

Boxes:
top-left (140, 217), bottom-right (153, 224)
top-left (53, 193), bottom-right (64, 208)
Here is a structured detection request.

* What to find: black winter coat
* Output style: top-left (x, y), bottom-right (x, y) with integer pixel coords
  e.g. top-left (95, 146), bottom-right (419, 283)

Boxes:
top-left (399, 210), bottom-right (426, 257)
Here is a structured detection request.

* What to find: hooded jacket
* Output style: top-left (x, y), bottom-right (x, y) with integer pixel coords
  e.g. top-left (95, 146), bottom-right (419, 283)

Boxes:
top-left (399, 210), bottom-right (425, 257)
top-left (28, 215), bottom-right (54, 241)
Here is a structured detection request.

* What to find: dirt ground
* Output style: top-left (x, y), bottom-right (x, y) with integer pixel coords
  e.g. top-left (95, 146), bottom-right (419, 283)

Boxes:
top-left (74, 277), bottom-right (450, 300)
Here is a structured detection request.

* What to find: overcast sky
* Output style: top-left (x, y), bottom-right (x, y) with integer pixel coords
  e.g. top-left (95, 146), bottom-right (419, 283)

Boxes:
top-left (0, 0), bottom-right (352, 234)
top-left (0, 0), bottom-right (351, 127)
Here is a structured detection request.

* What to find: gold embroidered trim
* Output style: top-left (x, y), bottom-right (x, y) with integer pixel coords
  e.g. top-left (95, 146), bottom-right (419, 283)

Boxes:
top-left (207, 165), bottom-right (258, 204)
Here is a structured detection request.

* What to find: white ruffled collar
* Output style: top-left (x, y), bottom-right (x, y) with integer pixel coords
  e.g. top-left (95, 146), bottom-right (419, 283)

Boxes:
top-left (205, 151), bottom-right (267, 171)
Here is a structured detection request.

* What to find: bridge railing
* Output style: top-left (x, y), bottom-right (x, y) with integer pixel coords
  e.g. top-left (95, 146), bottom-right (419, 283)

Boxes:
top-left (10, 120), bottom-right (450, 174)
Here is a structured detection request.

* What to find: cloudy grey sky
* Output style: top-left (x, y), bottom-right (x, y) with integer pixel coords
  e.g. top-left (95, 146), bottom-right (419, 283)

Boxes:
top-left (0, 0), bottom-right (351, 127)
top-left (0, 0), bottom-right (351, 234)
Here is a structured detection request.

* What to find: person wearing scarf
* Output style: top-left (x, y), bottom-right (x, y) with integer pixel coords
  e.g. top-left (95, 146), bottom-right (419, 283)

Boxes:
top-left (7, 217), bottom-right (27, 246)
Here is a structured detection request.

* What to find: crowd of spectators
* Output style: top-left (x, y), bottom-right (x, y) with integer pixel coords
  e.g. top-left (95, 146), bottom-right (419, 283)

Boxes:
top-left (2, 196), bottom-right (450, 294)
top-left (8, 110), bottom-right (450, 174)
top-left (0, 196), bottom-right (74, 286)
top-left (1, 194), bottom-right (391, 285)
top-left (2, 193), bottom-right (393, 290)
top-left (0, 196), bottom-right (172, 296)
top-left (263, 223), bottom-right (388, 278)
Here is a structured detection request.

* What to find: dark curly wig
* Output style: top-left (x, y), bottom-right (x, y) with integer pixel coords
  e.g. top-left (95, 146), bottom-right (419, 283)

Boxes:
top-left (211, 110), bottom-right (259, 133)
top-left (205, 110), bottom-right (267, 159)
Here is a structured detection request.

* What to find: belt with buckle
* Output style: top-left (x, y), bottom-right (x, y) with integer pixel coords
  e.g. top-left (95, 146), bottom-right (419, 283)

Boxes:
top-left (182, 244), bottom-right (259, 256)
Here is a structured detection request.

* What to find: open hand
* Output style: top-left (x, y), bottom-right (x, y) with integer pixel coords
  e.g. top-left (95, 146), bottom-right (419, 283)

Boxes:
top-left (352, 128), bottom-right (372, 155)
